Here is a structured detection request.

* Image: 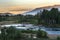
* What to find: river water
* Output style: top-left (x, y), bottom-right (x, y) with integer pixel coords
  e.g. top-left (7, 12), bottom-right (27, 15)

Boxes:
top-left (46, 31), bottom-right (60, 34)
top-left (1, 24), bottom-right (60, 35)
top-left (31, 27), bottom-right (60, 35)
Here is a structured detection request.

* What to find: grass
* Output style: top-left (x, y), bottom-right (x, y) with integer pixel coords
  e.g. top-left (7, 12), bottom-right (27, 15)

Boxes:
top-left (21, 38), bottom-right (56, 40)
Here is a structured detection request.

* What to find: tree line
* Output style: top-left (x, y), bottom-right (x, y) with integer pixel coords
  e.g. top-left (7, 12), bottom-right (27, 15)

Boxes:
top-left (0, 8), bottom-right (60, 27)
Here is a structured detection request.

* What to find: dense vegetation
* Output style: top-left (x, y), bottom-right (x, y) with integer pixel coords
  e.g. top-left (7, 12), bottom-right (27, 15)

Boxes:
top-left (0, 8), bottom-right (60, 27)
top-left (0, 27), bottom-right (60, 40)
top-left (0, 27), bottom-right (49, 40)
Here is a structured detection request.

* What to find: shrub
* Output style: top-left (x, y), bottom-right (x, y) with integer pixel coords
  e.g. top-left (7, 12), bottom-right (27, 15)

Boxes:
top-left (36, 30), bottom-right (48, 38)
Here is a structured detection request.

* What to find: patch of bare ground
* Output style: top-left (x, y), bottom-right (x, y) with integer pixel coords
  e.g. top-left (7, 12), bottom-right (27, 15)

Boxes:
top-left (47, 34), bottom-right (60, 39)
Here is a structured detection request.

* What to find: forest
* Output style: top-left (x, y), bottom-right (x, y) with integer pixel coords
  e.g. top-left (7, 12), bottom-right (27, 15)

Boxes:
top-left (0, 8), bottom-right (60, 27)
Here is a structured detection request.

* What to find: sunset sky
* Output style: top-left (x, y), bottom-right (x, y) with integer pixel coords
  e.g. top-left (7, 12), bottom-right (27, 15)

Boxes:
top-left (0, 0), bottom-right (60, 14)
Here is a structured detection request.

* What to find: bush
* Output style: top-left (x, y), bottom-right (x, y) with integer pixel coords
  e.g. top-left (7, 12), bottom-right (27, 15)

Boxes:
top-left (36, 30), bottom-right (48, 38)
top-left (57, 36), bottom-right (60, 40)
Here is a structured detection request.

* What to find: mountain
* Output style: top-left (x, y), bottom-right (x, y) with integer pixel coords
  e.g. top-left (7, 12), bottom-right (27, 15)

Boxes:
top-left (0, 13), bottom-right (17, 16)
top-left (22, 8), bottom-right (43, 15)
top-left (0, 5), bottom-right (60, 16)
top-left (22, 5), bottom-right (60, 15)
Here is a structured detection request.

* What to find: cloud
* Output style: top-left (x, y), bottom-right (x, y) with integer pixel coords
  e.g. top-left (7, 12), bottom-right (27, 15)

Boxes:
top-left (9, 8), bottom-right (32, 11)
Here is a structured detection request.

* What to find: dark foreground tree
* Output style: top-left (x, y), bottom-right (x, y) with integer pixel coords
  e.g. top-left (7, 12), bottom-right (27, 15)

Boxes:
top-left (0, 27), bottom-right (23, 40)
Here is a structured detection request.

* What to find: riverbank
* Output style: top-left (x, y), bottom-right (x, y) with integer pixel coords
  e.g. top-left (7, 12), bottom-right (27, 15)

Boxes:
top-left (47, 34), bottom-right (60, 39)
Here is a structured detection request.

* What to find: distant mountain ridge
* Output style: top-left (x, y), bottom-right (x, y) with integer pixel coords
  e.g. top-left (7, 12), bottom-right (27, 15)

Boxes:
top-left (40, 5), bottom-right (60, 9)
top-left (0, 13), bottom-right (16, 16)
top-left (22, 5), bottom-right (60, 15)
top-left (22, 8), bottom-right (43, 15)
top-left (0, 5), bottom-right (60, 16)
